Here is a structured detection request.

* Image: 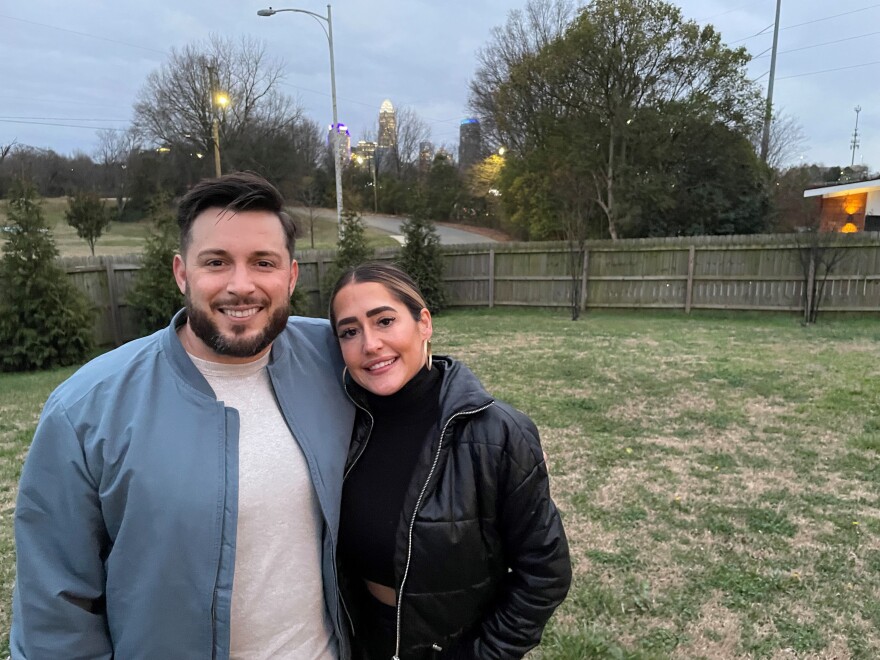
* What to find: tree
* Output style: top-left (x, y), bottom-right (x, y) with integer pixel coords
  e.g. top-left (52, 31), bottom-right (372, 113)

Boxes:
top-left (388, 105), bottom-right (431, 179)
top-left (471, 0), bottom-right (763, 239)
top-left (133, 34), bottom-right (312, 188)
top-left (297, 175), bottom-right (322, 249)
top-left (424, 155), bottom-right (464, 221)
top-left (757, 111), bottom-right (807, 174)
top-left (65, 190), bottom-right (112, 256)
top-left (95, 128), bottom-right (140, 220)
top-left (127, 192), bottom-right (183, 334)
top-left (0, 180), bottom-right (93, 371)
top-left (796, 229), bottom-right (849, 325)
top-left (469, 0), bottom-right (577, 154)
top-left (398, 206), bottom-right (446, 314)
top-left (320, 211), bottom-right (375, 311)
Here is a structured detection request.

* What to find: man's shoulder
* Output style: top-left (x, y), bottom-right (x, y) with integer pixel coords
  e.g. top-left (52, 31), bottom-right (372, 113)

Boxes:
top-left (50, 329), bottom-right (168, 406)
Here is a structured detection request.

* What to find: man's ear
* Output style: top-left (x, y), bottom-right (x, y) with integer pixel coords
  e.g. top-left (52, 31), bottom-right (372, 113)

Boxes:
top-left (288, 260), bottom-right (299, 296)
top-left (172, 253), bottom-right (186, 295)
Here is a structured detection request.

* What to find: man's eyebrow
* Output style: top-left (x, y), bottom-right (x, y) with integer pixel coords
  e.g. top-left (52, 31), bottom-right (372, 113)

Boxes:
top-left (335, 306), bottom-right (398, 329)
top-left (195, 249), bottom-right (284, 260)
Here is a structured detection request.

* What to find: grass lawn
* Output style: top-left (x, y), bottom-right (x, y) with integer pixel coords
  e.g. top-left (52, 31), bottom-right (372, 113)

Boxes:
top-left (2, 310), bottom-right (879, 657)
top-left (0, 198), bottom-right (398, 258)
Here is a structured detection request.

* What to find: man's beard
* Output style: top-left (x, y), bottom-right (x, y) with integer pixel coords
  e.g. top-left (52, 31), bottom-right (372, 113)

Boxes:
top-left (185, 290), bottom-right (290, 359)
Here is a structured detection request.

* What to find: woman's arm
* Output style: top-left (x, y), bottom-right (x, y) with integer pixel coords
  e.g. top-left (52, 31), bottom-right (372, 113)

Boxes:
top-left (449, 411), bottom-right (572, 659)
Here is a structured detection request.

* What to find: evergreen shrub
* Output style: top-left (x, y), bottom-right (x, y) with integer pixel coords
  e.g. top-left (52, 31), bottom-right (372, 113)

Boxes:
top-left (0, 179), bottom-right (94, 371)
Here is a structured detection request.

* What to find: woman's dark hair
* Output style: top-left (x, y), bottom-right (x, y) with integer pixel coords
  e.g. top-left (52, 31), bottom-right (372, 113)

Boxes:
top-left (176, 171), bottom-right (297, 257)
top-left (329, 262), bottom-right (428, 329)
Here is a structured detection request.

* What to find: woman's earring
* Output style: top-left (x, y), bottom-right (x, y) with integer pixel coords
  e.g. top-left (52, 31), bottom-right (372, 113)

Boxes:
top-left (424, 339), bottom-right (433, 370)
top-left (342, 365), bottom-right (349, 383)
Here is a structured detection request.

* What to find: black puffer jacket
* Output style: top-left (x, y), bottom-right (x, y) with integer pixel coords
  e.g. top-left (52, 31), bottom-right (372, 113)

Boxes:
top-left (341, 357), bottom-right (571, 660)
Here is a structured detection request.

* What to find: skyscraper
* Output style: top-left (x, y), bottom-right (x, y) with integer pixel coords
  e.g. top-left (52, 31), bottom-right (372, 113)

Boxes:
top-left (459, 118), bottom-right (482, 169)
top-left (378, 99), bottom-right (397, 151)
top-left (419, 141), bottom-right (434, 173)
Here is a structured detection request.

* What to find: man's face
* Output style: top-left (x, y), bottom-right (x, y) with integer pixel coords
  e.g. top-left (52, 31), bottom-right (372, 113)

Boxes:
top-left (172, 207), bottom-right (298, 363)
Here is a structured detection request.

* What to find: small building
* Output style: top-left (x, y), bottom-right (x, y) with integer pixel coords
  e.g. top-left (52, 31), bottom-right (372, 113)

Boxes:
top-left (803, 178), bottom-right (880, 232)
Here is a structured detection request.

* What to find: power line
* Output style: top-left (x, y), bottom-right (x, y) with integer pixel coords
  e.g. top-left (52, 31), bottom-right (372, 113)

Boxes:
top-left (750, 29), bottom-right (880, 59)
top-left (778, 59), bottom-right (880, 80)
top-left (0, 118), bottom-right (125, 131)
top-left (730, 3), bottom-right (880, 44)
top-left (696, 0), bottom-right (768, 24)
top-left (0, 116), bottom-right (130, 122)
top-left (0, 14), bottom-right (168, 55)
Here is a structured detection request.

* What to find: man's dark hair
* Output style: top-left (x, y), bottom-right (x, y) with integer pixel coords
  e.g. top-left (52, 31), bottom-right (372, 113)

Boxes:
top-left (176, 171), bottom-right (297, 257)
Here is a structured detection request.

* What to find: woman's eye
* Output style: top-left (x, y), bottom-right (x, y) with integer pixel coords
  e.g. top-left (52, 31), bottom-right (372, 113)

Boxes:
top-left (338, 328), bottom-right (357, 339)
top-left (377, 317), bottom-right (395, 327)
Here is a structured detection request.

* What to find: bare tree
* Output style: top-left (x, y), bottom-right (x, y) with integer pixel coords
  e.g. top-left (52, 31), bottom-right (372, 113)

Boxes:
top-left (95, 128), bottom-right (140, 219)
top-left (469, 0), bottom-right (577, 153)
top-left (296, 175), bottom-right (322, 249)
top-left (755, 110), bottom-right (807, 173)
top-left (133, 34), bottom-right (301, 174)
top-left (0, 140), bottom-right (16, 165)
top-left (389, 105), bottom-right (430, 178)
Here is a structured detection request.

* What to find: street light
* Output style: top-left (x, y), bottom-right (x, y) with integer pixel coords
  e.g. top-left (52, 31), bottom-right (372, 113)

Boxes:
top-left (212, 92), bottom-right (229, 178)
top-left (258, 5), bottom-right (343, 238)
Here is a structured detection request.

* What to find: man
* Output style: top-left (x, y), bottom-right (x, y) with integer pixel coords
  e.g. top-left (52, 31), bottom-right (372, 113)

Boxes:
top-left (11, 172), bottom-right (355, 659)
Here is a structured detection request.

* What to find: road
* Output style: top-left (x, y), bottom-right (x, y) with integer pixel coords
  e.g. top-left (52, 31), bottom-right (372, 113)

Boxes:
top-left (292, 207), bottom-right (498, 245)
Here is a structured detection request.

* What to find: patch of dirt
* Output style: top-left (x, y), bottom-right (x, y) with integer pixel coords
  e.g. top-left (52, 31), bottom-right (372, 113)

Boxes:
top-left (672, 594), bottom-right (742, 659)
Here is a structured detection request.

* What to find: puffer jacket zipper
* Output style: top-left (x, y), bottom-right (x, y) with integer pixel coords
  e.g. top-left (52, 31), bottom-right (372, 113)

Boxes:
top-left (340, 387), bottom-right (375, 642)
top-left (393, 402), bottom-right (493, 660)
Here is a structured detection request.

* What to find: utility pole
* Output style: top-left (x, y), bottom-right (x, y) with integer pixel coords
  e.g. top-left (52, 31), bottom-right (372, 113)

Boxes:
top-left (207, 63), bottom-right (222, 177)
top-left (850, 105), bottom-right (862, 167)
top-left (760, 0), bottom-right (782, 163)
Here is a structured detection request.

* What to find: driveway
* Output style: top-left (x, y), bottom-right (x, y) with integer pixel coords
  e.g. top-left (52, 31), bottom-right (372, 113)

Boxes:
top-left (291, 207), bottom-right (498, 245)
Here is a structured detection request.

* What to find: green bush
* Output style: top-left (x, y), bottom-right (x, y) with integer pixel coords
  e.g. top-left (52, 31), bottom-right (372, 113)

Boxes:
top-left (127, 192), bottom-right (183, 335)
top-left (0, 179), bottom-right (94, 371)
top-left (398, 207), bottom-right (446, 313)
top-left (320, 210), bottom-right (375, 314)
top-left (65, 190), bottom-right (111, 256)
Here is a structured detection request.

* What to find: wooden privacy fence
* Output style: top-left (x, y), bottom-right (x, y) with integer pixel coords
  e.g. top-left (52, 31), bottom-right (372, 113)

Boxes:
top-left (57, 233), bottom-right (880, 346)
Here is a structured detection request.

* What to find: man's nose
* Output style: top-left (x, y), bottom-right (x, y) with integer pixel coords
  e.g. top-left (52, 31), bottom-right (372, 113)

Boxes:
top-left (226, 265), bottom-right (256, 296)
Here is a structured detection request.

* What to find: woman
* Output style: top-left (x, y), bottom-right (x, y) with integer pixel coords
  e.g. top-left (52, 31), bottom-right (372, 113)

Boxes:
top-left (330, 262), bottom-right (571, 660)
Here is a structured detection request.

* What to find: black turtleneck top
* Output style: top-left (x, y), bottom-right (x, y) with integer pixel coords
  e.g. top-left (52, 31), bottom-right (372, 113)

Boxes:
top-left (338, 366), bottom-right (442, 588)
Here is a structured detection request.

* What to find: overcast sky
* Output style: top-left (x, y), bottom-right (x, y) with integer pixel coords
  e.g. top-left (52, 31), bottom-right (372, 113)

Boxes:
top-left (1, 0), bottom-right (877, 168)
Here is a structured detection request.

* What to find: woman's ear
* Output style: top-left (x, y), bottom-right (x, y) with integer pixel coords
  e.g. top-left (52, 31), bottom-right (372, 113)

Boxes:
top-left (419, 308), bottom-right (433, 341)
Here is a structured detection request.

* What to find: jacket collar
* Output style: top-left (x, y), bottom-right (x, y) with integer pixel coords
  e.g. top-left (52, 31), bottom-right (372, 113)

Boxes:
top-left (345, 356), bottom-right (493, 427)
top-left (161, 308), bottom-right (297, 400)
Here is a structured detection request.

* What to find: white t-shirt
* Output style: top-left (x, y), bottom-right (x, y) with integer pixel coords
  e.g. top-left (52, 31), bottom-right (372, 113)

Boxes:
top-left (190, 352), bottom-right (336, 660)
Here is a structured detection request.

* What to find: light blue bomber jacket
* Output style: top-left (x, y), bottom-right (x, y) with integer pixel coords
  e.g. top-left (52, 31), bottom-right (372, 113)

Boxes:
top-left (11, 311), bottom-right (355, 659)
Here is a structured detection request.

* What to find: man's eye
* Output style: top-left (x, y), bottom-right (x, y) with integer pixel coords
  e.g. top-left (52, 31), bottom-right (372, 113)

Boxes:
top-left (206, 260), bottom-right (224, 267)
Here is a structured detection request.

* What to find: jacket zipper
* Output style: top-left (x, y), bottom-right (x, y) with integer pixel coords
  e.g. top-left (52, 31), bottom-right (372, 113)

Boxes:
top-left (393, 402), bottom-right (493, 660)
top-left (340, 389), bottom-right (374, 642)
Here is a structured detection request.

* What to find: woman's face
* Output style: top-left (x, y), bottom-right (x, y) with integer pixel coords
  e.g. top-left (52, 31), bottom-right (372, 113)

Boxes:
top-left (332, 281), bottom-right (433, 396)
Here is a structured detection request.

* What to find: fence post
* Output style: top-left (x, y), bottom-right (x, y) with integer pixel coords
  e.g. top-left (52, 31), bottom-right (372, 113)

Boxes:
top-left (104, 258), bottom-right (123, 346)
top-left (685, 245), bottom-right (696, 314)
top-left (580, 248), bottom-right (590, 312)
top-left (488, 249), bottom-right (495, 308)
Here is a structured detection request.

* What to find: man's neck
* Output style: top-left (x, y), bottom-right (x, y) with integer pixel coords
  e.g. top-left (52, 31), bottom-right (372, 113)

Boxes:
top-left (176, 323), bottom-right (272, 365)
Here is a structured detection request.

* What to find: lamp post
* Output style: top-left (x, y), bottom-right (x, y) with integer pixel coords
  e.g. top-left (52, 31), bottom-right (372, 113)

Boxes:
top-left (258, 5), bottom-right (343, 239)
top-left (213, 92), bottom-right (229, 178)
top-left (206, 63), bottom-right (228, 177)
